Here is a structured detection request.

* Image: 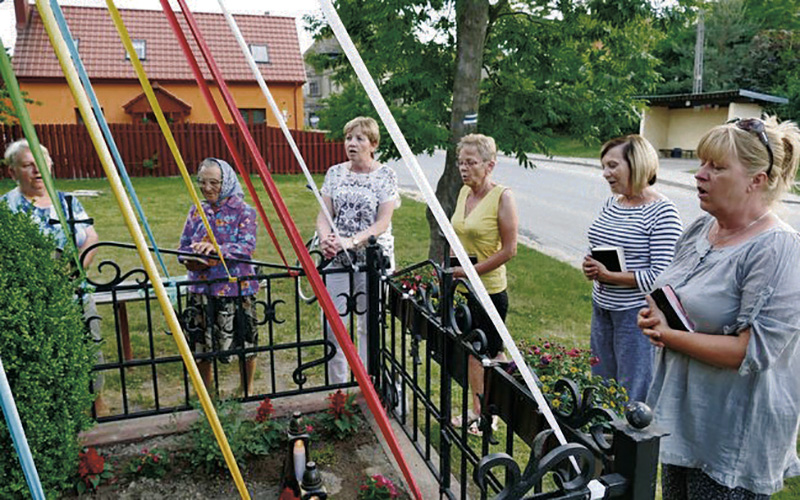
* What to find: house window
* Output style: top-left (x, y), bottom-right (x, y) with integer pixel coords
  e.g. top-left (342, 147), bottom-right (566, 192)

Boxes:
top-left (126, 40), bottom-right (147, 61)
top-left (240, 108), bottom-right (266, 125)
top-left (308, 80), bottom-right (320, 97)
top-left (249, 44), bottom-right (269, 63)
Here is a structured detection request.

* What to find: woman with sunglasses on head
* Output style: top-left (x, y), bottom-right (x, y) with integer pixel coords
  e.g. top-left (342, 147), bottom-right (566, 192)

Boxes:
top-left (638, 116), bottom-right (800, 498)
top-left (178, 158), bottom-right (259, 396)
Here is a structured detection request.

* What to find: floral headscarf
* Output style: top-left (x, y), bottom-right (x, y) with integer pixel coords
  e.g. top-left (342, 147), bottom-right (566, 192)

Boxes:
top-left (203, 158), bottom-right (244, 200)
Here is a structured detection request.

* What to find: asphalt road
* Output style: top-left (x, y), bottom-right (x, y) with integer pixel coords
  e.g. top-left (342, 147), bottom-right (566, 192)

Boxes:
top-left (385, 150), bottom-right (800, 268)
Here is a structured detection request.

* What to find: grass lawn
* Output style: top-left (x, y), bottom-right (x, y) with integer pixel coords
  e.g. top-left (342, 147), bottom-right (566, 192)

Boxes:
top-left (1, 174), bottom-right (797, 498)
top-left (542, 136), bottom-right (601, 159)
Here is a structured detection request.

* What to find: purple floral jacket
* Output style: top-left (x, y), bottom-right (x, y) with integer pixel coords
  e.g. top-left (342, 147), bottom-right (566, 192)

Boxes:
top-left (178, 195), bottom-right (258, 297)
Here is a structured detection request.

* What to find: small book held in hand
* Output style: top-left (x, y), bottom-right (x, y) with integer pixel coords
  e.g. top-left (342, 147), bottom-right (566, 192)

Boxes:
top-left (650, 285), bottom-right (695, 332)
top-left (179, 255), bottom-right (212, 267)
top-left (448, 255), bottom-right (478, 268)
top-left (591, 246), bottom-right (627, 272)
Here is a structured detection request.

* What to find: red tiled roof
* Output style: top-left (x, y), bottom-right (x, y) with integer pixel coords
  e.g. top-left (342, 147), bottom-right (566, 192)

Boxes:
top-left (13, 5), bottom-right (306, 84)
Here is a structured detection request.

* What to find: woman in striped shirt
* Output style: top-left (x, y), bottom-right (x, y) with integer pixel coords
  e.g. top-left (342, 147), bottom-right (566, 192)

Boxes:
top-left (582, 135), bottom-right (683, 402)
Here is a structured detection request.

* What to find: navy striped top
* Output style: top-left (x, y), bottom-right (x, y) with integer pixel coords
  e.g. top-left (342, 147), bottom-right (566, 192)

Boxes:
top-left (588, 196), bottom-right (683, 310)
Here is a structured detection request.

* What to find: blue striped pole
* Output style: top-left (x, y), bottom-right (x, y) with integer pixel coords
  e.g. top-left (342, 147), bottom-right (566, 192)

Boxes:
top-left (0, 357), bottom-right (46, 500)
top-left (50, 0), bottom-right (171, 278)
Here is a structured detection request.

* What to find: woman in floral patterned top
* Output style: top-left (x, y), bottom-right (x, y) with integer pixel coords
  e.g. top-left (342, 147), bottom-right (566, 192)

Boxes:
top-left (178, 158), bottom-right (259, 394)
top-left (316, 116), bottom-right (399, 384)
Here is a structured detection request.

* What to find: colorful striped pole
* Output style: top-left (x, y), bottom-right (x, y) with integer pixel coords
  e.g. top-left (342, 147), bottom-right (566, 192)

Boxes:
top-left (163, 1), bottom-right (423, 497)
top-left (50, 0), bottom-right (171, 279)
top-left (104, 0), bottom-right (293, 273)
top-left (33, 1), bottom-right (251, 497)
top-left (0, 357), bottom-right (46, 500)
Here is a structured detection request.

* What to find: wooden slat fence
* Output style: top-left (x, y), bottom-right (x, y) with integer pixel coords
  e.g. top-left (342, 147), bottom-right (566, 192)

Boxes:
top-left (0, 123), bottom-right (347, 178)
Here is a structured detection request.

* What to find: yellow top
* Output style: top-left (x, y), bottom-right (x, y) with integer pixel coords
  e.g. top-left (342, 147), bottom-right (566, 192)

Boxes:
top-left (451, 184), bottom-right (507, 294)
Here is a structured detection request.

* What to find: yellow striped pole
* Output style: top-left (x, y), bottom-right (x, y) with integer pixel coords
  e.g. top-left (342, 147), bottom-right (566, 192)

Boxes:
top-left (34, 1), bottom-right (250, 497)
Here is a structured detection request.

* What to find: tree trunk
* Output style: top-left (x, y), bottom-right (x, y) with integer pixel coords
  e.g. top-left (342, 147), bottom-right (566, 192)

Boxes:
top-left (426, 0), bottom-right (490, 261)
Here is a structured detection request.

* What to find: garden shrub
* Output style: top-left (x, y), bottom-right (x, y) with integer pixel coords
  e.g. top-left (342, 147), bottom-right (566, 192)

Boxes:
top-left (184, 399), bottom-right (248, 474)
top-left (0, 203), bottom-right (95, 498)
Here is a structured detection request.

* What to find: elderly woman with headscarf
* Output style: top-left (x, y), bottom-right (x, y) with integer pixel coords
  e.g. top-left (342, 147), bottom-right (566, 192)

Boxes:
top-left (179, 157), bottom-right (259, 395)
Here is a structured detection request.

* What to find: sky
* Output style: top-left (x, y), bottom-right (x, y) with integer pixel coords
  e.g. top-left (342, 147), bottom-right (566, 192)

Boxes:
top-left (0, 0), bottom-right (322, 53)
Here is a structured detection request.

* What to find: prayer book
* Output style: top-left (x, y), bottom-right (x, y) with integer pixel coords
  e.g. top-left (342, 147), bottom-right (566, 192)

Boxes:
top-left (449, 255), bottom-right (478, 268)
top-left (179, 255), bottom-right (211, 266)
top-left (591, 246), bottom-right (627, 272)
top-left (650, 285), bottom-right (695, 332)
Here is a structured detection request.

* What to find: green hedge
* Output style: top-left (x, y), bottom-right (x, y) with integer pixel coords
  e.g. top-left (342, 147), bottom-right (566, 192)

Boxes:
top-left (0, 203), bottom-right (95, 498)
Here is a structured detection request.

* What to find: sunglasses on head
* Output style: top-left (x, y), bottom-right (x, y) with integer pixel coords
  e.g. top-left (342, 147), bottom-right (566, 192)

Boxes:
top-left (727, 118), bottom-right (774, 177)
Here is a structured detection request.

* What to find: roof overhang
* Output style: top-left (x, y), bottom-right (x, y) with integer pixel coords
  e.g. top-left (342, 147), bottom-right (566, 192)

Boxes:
top-left (635, 89), bottom-right (789, 109)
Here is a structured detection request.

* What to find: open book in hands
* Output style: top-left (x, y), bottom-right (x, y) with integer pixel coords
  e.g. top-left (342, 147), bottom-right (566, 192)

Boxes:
top-left (649, 285), bottom-right (695, 332)
top-left (179, 254), bottom-right (219, 272)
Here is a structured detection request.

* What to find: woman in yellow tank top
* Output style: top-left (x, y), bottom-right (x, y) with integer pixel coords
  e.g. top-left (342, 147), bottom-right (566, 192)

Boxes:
top-left (450, 134), bottom-right (518, 435)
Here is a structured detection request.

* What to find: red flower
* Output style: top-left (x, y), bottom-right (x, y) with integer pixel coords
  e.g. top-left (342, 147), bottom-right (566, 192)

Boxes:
top-left (79, 447), bottom-right (105, 476)
top-left (327, 390), bottom-right (352, 418)
top-left (589, 356), bottom-right (600, 366)
top-left (543, 342), bottom-right (551, 349)
top-left (255, 398), bottom-right (274, 423)
top-left (567, 348), bottom-right (581, 358)
top-left (540, 354), bottom-right (552, 366)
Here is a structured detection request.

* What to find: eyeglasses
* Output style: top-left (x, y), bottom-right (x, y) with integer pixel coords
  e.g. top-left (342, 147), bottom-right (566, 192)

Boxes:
top-left (196, 179), bottom-right (221, 188)
top-left (457, 159), bottom-right (484, 168)
top-left (728, 118), bottom-right (774, 178)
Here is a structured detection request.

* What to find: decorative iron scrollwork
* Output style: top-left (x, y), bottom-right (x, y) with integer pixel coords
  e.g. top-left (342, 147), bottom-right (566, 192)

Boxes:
top-left (255, 297), bottom-right (285, 326)
top-left (474, 429), bottom-right (596, 500)
top-left (292, 340), bottom-right (337, 385)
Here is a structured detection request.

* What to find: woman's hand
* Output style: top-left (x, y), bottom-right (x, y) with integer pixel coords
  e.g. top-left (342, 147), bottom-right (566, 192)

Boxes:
top-left (452, 266), bottom-right (465, 279)
top-left (638, 295), bottom-right (669, 348)
top-left (583, 255), bottom-right (601, 281)
top-left (320, 233), bottom-right (344, 259)
top-left (191, 241), bottom-right (216, 256)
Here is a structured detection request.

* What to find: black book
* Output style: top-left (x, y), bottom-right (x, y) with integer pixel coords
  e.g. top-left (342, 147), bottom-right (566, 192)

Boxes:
top-left (591, 246), bottom-right (627, 272)
top-left (448, 255), bottom-right (478, 268)
top-left (650, 285), bottom-right (695, 332)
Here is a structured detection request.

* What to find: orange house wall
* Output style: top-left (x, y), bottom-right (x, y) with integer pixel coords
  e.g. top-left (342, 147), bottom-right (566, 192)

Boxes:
top-left (20, 81), bottom-right (305, 128)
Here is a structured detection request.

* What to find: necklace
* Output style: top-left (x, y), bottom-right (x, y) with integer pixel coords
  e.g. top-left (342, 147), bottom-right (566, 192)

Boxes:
top-left (710, 210), bottom-right (772, 247)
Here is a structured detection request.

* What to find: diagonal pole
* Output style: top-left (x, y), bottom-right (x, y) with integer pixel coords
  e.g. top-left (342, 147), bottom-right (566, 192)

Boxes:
top-left (0, 357), bottom-right (46, 500)
top-left (33, 1), bottom-right (251, 497)
top-left (161, 1), bottom-right (423, 497)
top-left (317, 0), bottom-right (579, 472)
top-left (49, 0), bottom-right (171, 278)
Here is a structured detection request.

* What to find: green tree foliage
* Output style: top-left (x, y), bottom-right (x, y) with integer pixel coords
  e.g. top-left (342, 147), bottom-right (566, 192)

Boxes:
top-left (0, 203), bottom-right (95, 499)
top-left (653, 0), bottom-right (800, 121)
top-left (306, 0), bottom-right (664, 254)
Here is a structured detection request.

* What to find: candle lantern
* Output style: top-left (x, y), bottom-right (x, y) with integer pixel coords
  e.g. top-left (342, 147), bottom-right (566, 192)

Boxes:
top-left (300, 461), bottom-right (328, 500)
top-left (281, 411), bottom-right (311, 497)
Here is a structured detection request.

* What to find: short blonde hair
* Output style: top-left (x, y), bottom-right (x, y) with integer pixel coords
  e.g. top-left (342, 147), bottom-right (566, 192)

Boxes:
top-left (600, 135), bottom-right (659, 196)
top-left (697, 116), bottom-right (800, 204)
top-left (4, 139), bottom-right (52, 170)
top-left (456, 134), bottom-right (497, 162)
top-left (344, 116), bottom-right (380, 147)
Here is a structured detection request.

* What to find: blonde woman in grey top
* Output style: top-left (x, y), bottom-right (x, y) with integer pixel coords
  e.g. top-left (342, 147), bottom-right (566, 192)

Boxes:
top-left (638, 116), bottom-right (800, 498)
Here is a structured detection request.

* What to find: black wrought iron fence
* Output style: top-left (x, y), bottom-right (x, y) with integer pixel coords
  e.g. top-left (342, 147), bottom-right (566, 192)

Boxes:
top-left (81, 241), bottom-right (358, 423)
top-left (376, 243), bottom-right (665, 500)
top-left (81, 239), bottom-right (664, 498)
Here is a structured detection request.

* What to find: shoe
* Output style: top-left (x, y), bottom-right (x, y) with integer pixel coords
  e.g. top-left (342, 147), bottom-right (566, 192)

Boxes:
top-left (451, 410), bottom-right (479, 428)
top-left (467, 415), bottom-right (499, 437)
